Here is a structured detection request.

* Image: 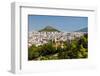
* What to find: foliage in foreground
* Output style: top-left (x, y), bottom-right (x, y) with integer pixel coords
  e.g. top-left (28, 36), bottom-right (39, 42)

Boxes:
top-left (28, 34), bottom-right (88, 60)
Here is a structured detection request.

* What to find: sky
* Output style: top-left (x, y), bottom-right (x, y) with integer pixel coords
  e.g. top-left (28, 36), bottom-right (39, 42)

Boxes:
top-left (28, 15), bottom-right (88, 32)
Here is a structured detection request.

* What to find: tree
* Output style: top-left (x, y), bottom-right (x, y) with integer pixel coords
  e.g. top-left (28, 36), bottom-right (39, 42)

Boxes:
top-left (77, 34), bottom-right (88, 58)
top-left (78, 44), bottom-right (88, 58)
top-left (28, 45), bottom-right (40, 60)
top-left (40, 42), bottom-right (56, 56)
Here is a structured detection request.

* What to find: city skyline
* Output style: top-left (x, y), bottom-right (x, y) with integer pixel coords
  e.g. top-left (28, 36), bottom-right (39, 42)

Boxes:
top-left (28, 15), bottom-right (88, 32)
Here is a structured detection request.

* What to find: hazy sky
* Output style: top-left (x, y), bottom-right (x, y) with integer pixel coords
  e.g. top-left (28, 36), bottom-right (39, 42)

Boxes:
top-left (28, 15), bottom-right (88, 32)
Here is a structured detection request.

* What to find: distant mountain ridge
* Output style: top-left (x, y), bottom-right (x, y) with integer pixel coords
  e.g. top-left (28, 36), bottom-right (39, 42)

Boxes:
top-left (39, 26), bottom-right (60, 32)
top-left (38, 25), bottom-right (87, 32)
top-left (75, 27), bottom-right (88, 32)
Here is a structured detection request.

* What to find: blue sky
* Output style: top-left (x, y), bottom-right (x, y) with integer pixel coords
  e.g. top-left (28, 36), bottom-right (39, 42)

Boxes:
top-left (28, 15), bottom-right (88, 32)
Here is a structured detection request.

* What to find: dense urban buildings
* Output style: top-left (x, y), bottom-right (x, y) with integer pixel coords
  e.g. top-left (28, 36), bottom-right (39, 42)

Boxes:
top-left (28, 31), bottom-right (87, 47)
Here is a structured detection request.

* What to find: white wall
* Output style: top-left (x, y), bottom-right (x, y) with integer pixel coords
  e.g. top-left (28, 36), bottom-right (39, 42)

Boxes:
top-left (0, 0), bottom-right (100, 76)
